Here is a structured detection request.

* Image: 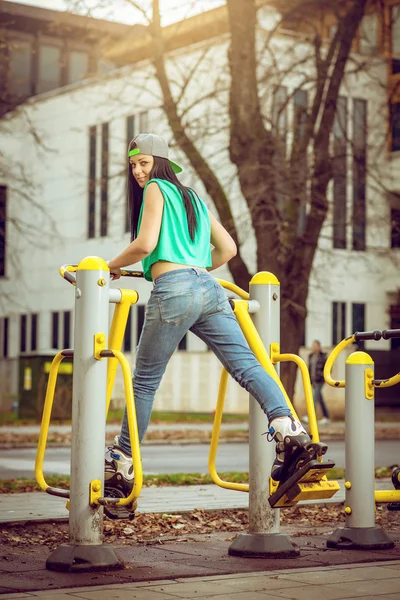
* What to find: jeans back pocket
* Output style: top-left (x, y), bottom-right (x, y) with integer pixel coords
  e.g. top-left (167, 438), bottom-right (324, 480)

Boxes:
top-left (155, 286), bottom-right (194, 325)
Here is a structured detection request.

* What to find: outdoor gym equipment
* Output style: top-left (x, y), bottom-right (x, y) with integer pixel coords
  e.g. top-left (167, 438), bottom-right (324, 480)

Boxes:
top-left (35, 262), bottom-right (338, 569)
top-left (324, 329), bottom-right (400, 550)
top-left (35, 257), bottom-right (144, 572)
top-left (209, 273), bottom-right (339, 558)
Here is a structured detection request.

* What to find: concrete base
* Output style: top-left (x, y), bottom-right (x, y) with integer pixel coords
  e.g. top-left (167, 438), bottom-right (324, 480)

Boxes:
top-left (229, 533), bottom-right (300, 558)
top-left (327, 526), bottom-right (395, 550)
top-left (46, 544), bottom-right (124, 572)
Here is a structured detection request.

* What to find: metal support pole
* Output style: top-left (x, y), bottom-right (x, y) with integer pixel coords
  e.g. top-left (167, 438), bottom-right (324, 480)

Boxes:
top-left (47, 257), bottom-right (123, 571)
top-left (229, 272), bottom-right (299, 557)
top-left (327, 351), bottom-right (394, 550)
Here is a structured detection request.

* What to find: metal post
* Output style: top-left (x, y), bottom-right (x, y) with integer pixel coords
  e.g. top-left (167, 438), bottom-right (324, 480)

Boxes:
top-left (229, 272), bottom-right (299, 557)
top-left (327, 351), bottom-right (394, 550)
top-left (47, 257), bottom-right (123, 571)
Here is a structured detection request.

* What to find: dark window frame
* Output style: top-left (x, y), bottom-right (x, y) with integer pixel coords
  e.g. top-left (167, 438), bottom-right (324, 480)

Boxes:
top-left (123, 307), bottom-right (132, 352)
top-left (352, 303), bottom-right (365, 348)
top-left (352, 99), bottom-right (367, 251)
top-left (332, 301), bottom-right (346, 346)
top-left (51, 311), bottom-right (59, 349)
top-left (37, 42), bottom-right (62, 94)
top-left (88, 125), bottom-right (97, 238)
top-left (0, 185), bottom-right (6, 277)
top-left (391, 208), bottom-right (400, 248)
top-left (3, 317), bottom-right (8, 358)
top-left (100, 122), bottom-right (109, 237)
top-left (63, 311), bottom-right (71, 348)
top-left (125, 115), bottom-right (136, 233)
top-left (333, 97), bottom-right (348, 249)
top-left (20, 314), bottom-right (27, 354)
top-left (30, 313), bottom-right (38, 351)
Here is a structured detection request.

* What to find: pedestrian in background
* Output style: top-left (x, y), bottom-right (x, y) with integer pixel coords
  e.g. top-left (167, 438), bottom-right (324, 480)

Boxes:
top-left (306, 340), bottom-right (330, 425)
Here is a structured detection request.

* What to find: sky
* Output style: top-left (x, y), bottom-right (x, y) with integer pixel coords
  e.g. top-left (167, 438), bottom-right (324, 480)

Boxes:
top-left (5, 0), bottom-right (225, 26)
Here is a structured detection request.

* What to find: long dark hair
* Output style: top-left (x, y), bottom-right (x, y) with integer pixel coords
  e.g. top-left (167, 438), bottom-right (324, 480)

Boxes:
top-left (127, 141), bottom-right (199, 242)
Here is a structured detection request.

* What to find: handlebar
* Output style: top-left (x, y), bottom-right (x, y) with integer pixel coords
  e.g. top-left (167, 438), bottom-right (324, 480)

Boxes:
top-left (59, 264), bottom-right (144, 285)
top-left (324, 328), bottom-right (400, 389)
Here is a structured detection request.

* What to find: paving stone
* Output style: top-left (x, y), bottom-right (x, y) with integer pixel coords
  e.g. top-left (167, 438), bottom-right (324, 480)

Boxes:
top-left (148, 575), bottom-right (304, 598)
top-left (278, 565), bottom-right (400, 585)
top-left (68, 590), bottom-right (178, 600)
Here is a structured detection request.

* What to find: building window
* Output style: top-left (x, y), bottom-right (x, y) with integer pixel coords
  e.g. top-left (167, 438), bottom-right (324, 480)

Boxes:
top-left (101, 122), bottom-right (109, 237)
top-left (0, 317), bottom-right (8, 358)
top-left (123, 308), bottom-right (132, 352)
top-left (63, 311), bottom-right (71, 348)
top-left (359, 14), bottom-right (379, 55)
top-left (333, 97), bottom-right (348, 249)
top-left (390, 302), bottom-right (400, 350)
top-left (51, 312), bottom-right (59, 349)
top-left (88, 125), bottom-right (96, 238)
top-left (392, 209), bottom-right (400, 248)
top-left (31, 313), bottom-right (38, 351)
top-left (390, 103), bottom-right (400, 153)
top-left (8, 39), bottom-right (32, 96)
top-left (272, 86), bottom-right (288, 148)
top-left (127, 115), bottom-right (135, 143)
top-left (332, 302), bottom-right (346, 346)
top-left (139, 111), bottom-right (148, 132)
top-left (20, 314), bottom-right (27, 353)
top-left (0, 186), bottom-right (6, 277)
top-left (293, 89), bottom-right (308, 236)
top-left (126, 115), bottom-right (136, 232)
top-left (178, 335), bottom-right (187, 351)
top-left (352, 303), bottom-right (365, 348)
top-left (353, 99), bottom-right (366, 251)
top-left (136, 305), bottom-right (145, 346)
top-left (37, 44), bottom-right (61, 93)
top-left (67, 50), bottom-right (89, 84)
top-left (391, 6), bottom-right (400, 74)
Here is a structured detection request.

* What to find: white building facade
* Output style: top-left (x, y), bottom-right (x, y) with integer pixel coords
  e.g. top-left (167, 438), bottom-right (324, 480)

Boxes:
top-left (0, 6), bottom-right (399, 416)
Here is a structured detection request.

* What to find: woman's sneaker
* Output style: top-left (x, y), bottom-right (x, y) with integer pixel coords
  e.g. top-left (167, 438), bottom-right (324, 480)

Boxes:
top-left (269, 415), bottom-right (327, 483)
top-left (104, 437), bottom-right (135, 519)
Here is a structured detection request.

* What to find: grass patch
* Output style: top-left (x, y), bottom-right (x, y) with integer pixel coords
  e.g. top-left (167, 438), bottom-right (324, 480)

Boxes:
top-left (0, 467), bottom-right (394, 495)
top-left (0, 410), bottom-right (247, 427)
top-left (149, 411), bottom-right (247, 424)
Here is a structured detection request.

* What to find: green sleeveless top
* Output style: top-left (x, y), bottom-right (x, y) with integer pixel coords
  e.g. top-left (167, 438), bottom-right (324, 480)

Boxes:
top-left (138, 178), bottom-right (212, 282)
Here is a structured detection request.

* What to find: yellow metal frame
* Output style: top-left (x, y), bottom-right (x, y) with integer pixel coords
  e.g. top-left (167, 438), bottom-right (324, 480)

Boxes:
top-left (36, 266), bottom-right (142, 509)
top-left (208, 368), bottom-right (249, 492)
top-left (216, 279), bottom-right (250, 300)
top-left (373, 372), bottom-right (400, 388)
top-left (270, 343), bottom-right (319, 444)
top-left (325, 336), bottom-right (400, 505)
top-left (106, 289), bottom-right (139, 415)
top-left (98, 349), bottom-right (142, 508)
top-left (325, 335), bottom-right (400, 390)
top-left (375, 490), bottom-right (400, 503)
top-left (324, 335), bottom-right (355, 388)
top-left (207, 285), bottom-right (338, 504)
top-left (35, 352), bottom-right (70, 497)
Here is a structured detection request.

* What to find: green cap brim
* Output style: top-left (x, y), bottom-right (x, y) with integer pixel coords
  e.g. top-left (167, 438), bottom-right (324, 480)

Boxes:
top-left (128, 148), bottom-right (183, 174)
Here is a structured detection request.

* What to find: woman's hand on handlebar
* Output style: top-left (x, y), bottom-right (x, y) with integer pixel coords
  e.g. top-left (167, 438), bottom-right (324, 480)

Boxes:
top-left (107, 262), bottom-right (121, 280)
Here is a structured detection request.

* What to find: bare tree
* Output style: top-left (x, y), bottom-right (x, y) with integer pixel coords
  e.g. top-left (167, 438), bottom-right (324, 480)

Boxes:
top-left (67, 0), bottom-right (372, 396)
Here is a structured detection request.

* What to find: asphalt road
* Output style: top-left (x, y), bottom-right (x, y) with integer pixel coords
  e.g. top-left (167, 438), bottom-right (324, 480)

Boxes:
top-left (1, 440), bottom-right (399, 480)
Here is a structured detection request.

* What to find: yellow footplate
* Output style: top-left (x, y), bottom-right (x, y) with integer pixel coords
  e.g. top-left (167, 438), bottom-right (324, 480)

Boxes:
top-left (269, 461), bottom-right (340, 508)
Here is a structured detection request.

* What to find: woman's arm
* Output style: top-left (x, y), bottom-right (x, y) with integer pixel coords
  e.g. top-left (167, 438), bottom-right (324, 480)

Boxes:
top-left (108, 182), bottom-right (164, 275)
top-left (207, 211), bottom-right (237, 271)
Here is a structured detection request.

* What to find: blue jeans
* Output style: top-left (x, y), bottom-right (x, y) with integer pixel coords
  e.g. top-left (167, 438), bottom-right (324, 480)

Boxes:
top-left (312, 382), bottom-right (329, 419)
top-left (119, 268), bottom-right (291, 455)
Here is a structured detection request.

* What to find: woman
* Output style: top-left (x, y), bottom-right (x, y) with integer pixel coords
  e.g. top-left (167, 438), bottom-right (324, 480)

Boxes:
top-left (104, 133), bottom-right (326, 509)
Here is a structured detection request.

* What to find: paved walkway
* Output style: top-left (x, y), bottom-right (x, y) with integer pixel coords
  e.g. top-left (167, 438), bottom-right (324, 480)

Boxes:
top-left (0, 480), bottom-right (393, 524)
top-left (1, 548), bottom-right (400, 598)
